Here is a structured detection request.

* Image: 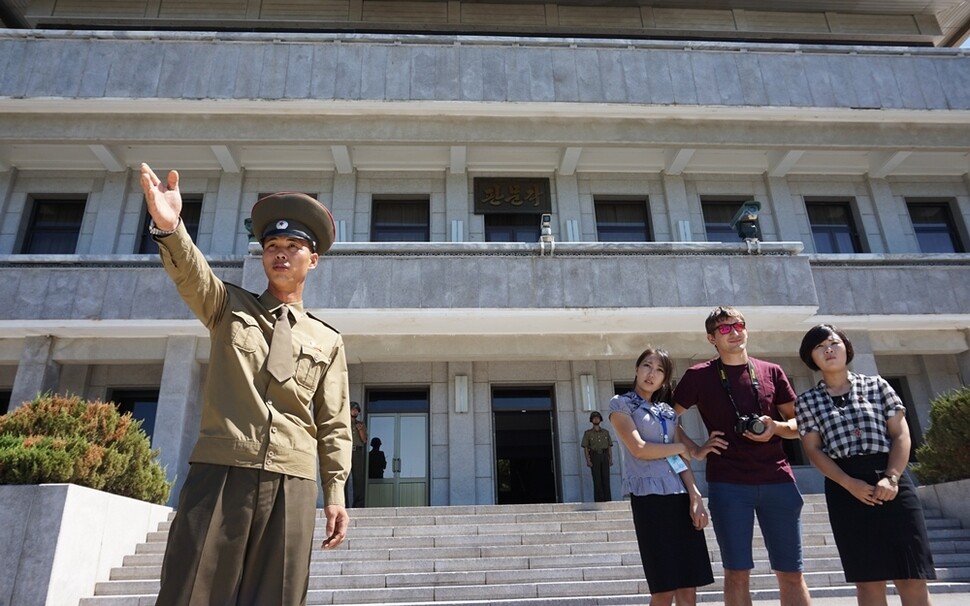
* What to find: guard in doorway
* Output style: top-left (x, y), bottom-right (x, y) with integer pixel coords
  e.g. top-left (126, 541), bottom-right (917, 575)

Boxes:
top-left (581, 410), bottom-right (614, 501)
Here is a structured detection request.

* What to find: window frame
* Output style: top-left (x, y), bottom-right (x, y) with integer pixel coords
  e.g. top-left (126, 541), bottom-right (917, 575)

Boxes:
top-left (370, 198), bottom-right (431, 242)
top-left (19, 195), bottom-right (89, 254)
top-left (483, 212), bottom-right (542, 242)
top-left (905, 199), bottom-right (966, 254)
top-left (139, 195), bottom-right (204, 253)
top-left (594, 198), bottom-right (653, 242)
top-left (701, 197), bottom-right (760, 243)
top-left (107, 388), bottom-right (160, 445)
top-left (805, 198), bottom-right (865, 254)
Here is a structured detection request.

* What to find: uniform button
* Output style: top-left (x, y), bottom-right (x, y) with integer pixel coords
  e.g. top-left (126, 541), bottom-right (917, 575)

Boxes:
top-left (266, 400), bottom-right (272, 406)
top-left (268, 451), bottom-right (275, 457)
top-left (270, 427), bottom-right (278, 434)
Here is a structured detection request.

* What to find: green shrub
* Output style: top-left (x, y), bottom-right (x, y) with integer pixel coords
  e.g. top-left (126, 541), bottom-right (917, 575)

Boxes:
top-left (0, 393), bottom-right (171, 504)
top-left (912, 386), bottom-right (970, 485)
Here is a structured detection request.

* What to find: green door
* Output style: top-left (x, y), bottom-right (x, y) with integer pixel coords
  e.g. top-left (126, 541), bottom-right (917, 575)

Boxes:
top-left (365, 390), bottom-right (429, 507)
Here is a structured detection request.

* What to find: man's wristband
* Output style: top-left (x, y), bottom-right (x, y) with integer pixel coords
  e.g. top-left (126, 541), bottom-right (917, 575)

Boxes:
top-left (149, 218), bottom-right (180, 237)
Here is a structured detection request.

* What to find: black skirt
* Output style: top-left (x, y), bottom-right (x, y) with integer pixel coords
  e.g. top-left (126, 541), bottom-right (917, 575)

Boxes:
top-left (630, 493), bottom-right (714, 594)
top-left (825, 453), bottom-right (936, 583)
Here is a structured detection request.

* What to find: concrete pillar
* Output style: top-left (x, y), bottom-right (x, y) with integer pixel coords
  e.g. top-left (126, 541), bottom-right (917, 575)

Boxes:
top-left (847, 331), bottom-right (878, 376)
top-left (445, 171), bottom-right (468, 242)
top-left (152, 336), bottom-right (203, 504)
top-left (763, 175), bottom-right (803, 243)
top-left (554, 173), bottom-right (581, 241)
top-left (9, 336), bottom-right (61, 411)
top-left (448, 362), bottom-right (476, 505)
top-left (662, 173), bottom-right (693, 240)
top-left (210, 171), bottom-right (245, 254)
top-left (88, 170), bottom-right (132, 254)
top-left (866, 176), bottom-right (917, 254)
top-left (956, 329), bottom-right (970, 387)
top-left (0, 168), bottom-right (20, 254)
top-left (331, 171), bottom-right (357, 242)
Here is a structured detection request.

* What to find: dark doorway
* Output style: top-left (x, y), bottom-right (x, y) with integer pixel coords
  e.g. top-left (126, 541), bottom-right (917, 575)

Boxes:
top-left (493, 387), bottom-right (558, 504)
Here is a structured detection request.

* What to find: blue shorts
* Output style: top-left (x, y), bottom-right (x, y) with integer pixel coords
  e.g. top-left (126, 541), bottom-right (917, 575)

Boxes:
top-left (707, 481), bottom-right (805, 572)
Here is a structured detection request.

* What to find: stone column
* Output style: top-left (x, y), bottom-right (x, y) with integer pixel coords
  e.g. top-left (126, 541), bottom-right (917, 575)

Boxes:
top-left (448, 362), bottom-right (476, 505)
top-left (957, 329), bottom-right (970, 387)
top-left (210, 170), bottom-right (245, 254)
top-left (331, 171), bottom-right (357, 242)
top-left (9, 336), bottom-right (61, 411)
top-left (662, 173), bottom-right (693, 240)
top-left (87, 170), bottom-right (132, 254)
top-left (152, 336), bottom-right (203, 504)
top-left (554, 173), bottom-right (581, 241)
top-left (866, 176), bottom-right (917, 254)
top-left (847, 331), bottom-right (878, 376)
top-left (764, 175), bottom-right (803, 243)
top-left (445, 171), bottom-right (469, 242)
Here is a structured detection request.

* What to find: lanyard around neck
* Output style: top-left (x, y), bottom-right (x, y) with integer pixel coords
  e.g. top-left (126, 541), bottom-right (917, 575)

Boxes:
top-left (717, 359), bottom-right (763, 418)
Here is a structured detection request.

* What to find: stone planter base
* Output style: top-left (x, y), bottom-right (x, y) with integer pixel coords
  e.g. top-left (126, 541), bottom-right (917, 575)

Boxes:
top-left (0, 483), bottom-right (171, 606)
top-left (918, 477), bottom-right (970, 528)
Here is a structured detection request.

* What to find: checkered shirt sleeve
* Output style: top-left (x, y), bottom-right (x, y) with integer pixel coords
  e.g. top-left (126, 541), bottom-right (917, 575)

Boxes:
top-left (795, 372), bottom-right (905, 460)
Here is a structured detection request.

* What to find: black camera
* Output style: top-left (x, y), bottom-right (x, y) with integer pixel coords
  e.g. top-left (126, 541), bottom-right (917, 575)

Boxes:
top-left (735, 414), bottom-right (766, 436)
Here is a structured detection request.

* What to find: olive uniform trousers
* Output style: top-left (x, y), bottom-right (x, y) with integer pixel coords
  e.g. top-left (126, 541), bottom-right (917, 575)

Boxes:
top-left (156, 463), bottom-right (317, 606)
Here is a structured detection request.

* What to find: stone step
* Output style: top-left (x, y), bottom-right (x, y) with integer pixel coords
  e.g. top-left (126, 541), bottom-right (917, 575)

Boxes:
top-left (82, 498), bottom-right (970, 606)
top-left (76, 581), bottom-right (970, 606)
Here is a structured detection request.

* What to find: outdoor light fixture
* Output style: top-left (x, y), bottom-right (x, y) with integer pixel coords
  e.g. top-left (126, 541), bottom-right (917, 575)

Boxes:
top-left (455, 375), bottom-right (469, 413)
top-left (580, 374), bottom-right (596, 412)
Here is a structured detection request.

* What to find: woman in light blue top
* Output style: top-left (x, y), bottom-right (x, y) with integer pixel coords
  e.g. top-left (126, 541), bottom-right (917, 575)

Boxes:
top-left (609, 347), bottom-right (714, 606)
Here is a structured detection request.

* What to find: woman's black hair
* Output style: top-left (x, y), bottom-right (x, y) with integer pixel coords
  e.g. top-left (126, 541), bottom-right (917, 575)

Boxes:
top-left (634, 346), bottom-right (674, 403)
top-left (798, 324), bottom-right (855, 371)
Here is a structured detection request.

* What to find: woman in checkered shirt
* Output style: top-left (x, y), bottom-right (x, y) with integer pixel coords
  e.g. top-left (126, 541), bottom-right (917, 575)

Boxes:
top-left (795, 324), bottom-right (935, 606)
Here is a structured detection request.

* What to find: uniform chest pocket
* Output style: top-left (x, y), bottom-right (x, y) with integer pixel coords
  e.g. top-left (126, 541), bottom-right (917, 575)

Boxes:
top-left (228, 311), bottom-right (262, 353)
top-left (295, 344), bottom-right (331, 390)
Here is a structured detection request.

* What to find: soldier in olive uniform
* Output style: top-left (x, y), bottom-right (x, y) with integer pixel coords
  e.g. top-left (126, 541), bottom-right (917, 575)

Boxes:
top-left (581, 411), bottom-right (614, 502)
top-left (347, 401), bottom-right (367, 507)
top-left (140, 163), bottom-right (352, 606)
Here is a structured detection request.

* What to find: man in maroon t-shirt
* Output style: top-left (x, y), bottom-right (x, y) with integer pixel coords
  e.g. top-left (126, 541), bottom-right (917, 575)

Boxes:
top-left (674, 306), bottom-right (812, 606)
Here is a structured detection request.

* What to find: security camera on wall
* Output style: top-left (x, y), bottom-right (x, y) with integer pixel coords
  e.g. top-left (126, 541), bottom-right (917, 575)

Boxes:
top-left (730, 201), bottom-right (761, 241)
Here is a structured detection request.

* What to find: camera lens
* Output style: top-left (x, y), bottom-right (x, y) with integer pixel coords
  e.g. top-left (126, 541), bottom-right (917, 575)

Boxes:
top-left (748, 418), bottom-right (766, 435)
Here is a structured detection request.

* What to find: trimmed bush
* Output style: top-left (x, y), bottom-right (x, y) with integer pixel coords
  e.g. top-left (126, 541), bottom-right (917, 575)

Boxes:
top-left (0, 393), bottom-right (171, 504)
top-left (912, 386), bottom-right (970, 485)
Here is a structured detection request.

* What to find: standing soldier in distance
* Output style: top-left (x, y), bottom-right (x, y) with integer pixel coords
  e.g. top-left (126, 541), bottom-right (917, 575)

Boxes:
top-left (581, 410), bottom-right (614, 502)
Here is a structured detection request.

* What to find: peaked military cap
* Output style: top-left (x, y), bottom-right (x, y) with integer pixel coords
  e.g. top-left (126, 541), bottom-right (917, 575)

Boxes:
top-left (251, 192), bottom-right (336, 253)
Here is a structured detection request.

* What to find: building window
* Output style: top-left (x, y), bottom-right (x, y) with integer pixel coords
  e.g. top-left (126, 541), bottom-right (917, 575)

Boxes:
top-left (108, 389), bottom-right (160, 444)
top-left (371, 199), bottom-right (430, 242)
top-left (806, 201), bottom-right (863, 253)
top-left (0, 390), bottom-right (11, 416)
top-left (139, 196), bottom-right (204, 254)
top-left (484, 213), bottom-right (541, 242)
top-left (702, 199), bottom-right (757, 243)
top-left (20, 196), bottom-right (87, 254)
top-left (595, 200), bottom-right (652, 242)
top-left (907, 201), bottom-right (965, 253)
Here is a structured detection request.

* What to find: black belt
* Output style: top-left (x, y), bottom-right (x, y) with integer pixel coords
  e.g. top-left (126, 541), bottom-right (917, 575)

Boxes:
top-left (589, 449), bottom-right (609, 453)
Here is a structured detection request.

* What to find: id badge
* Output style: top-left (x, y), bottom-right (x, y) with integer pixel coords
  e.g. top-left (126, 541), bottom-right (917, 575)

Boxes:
top-left (666, 455), bottom-right (688, 474)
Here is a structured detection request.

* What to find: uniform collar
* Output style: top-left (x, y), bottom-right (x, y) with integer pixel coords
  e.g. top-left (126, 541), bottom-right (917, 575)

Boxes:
top-left (259, 292), bottom-right (306, 320)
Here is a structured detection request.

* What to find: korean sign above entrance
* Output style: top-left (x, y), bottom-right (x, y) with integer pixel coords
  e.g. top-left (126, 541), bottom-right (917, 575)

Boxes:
top-left (474, 178), bottom-right (552, 214)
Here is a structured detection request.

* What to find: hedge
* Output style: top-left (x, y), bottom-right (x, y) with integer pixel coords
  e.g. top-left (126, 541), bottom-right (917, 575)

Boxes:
top-left (0, 393), bottom-right (171, 504)
top-left (912, 385), bottom-right (970, 485)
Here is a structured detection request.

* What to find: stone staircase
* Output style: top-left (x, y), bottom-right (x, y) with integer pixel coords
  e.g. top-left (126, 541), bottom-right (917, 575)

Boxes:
top-left (79, 494), bottom-right (970, 605)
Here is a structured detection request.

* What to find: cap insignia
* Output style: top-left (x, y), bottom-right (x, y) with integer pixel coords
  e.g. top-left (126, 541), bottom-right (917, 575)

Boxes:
top-left (276, 220), bottom-right (288, 230)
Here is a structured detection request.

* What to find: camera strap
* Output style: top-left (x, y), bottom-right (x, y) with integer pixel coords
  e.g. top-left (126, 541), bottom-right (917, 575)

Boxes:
top-left (716, 359), bottom-right (763, 419)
